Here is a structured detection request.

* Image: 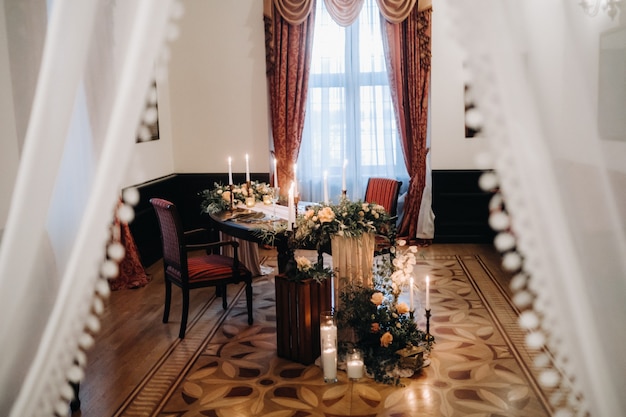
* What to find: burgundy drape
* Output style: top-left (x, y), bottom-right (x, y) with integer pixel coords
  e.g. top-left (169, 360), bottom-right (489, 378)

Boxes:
top-left (108, 201), bottom-right (150, 291)
top-left (265, 0), bottom-right (316, 198)
top-left (381, 7), bottom-right (432, 241)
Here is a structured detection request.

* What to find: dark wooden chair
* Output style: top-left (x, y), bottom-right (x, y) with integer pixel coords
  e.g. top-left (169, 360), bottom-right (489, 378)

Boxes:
top-left (364, 177), bottom-right (402, 217)
top-left (150, 198), bottom-right (253, 338)
top-left (364, 178), bottom-right (402, 253)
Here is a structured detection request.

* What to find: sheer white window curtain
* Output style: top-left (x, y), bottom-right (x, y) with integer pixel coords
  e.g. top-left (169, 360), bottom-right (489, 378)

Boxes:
top-left (297, 0), bottom-right (409, 205)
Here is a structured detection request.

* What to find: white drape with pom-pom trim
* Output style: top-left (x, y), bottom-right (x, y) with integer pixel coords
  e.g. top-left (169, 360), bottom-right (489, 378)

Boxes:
top-left (441, 1), bottom-right (626, 417)
top-left (0, 1), bottom-right (181, 415)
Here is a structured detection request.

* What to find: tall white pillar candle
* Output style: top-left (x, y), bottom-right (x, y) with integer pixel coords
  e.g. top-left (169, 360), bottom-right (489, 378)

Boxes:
top-left (228, 157), bottom-right (233, 185)
top-left (293, 163), bottom-right (298, 196)
top-left (322, 346), bottom-right (337, 382)
top-left (245, 153), bottom-right (250, 182)
top-left (273, 157), bottom-right (278, 188)
top-left (323, 171), bottom-right (329, 204)
top-left (409, 276), bottom-right (414, 311)
top-left (425, 275), bottom-right (430, 310)
top-left (342, 159), bottom-right (348, 191)
top-left (288, 182), bottom-right (294, 231)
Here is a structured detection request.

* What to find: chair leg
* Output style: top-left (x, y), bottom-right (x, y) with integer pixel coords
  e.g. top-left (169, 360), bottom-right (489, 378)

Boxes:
top-left (163, 280), bottom-right (172, 323)
top-left (179, 288), bottom-right (190, 339)
top-left (245, 280), bottom-right (253, 325)
top-left (221, 285), bottom-right (228, 310)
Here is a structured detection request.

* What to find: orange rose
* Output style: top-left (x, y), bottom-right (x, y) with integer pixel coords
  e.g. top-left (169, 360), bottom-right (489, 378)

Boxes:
top-left (318, 206), bottom-right (335, 223)
top-left (370, 292), bottom-right (384, 306)
top-left (380, 332), bottom-right (393, 347)
top-left (370, 323), bottom-right (380, 333)
top-left (396, 302), bottom-right (409, 315)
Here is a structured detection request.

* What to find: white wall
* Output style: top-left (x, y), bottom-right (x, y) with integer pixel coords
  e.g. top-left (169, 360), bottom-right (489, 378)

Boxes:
top-left (430, 0), bottom-right (491, 169)
top-left (169, 0), bottom-right (269, 175)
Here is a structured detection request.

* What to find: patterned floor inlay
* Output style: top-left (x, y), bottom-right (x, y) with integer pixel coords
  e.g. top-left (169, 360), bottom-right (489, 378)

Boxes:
top-left (114, 284), bottom-right (245, 417)
top-left (142, 255), bottom-right (558, 417)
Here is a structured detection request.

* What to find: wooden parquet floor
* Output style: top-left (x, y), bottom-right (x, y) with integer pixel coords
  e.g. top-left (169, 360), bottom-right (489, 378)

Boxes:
top-left (72, 244), bottom-right (564, 417)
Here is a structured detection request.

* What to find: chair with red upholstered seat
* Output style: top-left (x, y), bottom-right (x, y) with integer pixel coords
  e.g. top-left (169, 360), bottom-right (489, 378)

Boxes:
top-left (364, 178), bottom-right (402, 254)
top-left (150, 198), bottom-right (253, 338)
top-left (364, 177), bottom-right (402, 217)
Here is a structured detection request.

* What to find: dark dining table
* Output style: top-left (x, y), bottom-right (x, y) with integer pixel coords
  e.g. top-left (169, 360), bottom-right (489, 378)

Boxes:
top-left (208, 205), bottom-right (307, 274)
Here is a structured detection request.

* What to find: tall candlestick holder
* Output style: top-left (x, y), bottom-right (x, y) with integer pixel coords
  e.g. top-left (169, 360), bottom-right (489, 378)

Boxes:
top-left (341, 189), bottom-right (347, 199)
top-left (424, 308), bottom-right (434, 350)
top-left (245, 181), bottom-right (255, 207)
top-left (294, 194), bottom-right (300, 219)
top-left (229, 184), bottom-right (234, 211)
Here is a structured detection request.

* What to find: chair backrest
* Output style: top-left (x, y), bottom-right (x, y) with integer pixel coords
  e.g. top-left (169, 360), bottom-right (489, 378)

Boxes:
top-left (150, 198), bottom-right (185, 273)
top-left (364, 178), bottom-right (402, 217)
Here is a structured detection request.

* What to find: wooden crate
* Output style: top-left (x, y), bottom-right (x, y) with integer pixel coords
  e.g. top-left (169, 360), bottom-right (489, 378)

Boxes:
top-left (274, 274), bottom-right (332, 365)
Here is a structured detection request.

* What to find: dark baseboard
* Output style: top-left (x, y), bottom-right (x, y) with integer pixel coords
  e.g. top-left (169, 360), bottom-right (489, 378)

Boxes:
top-left (125, 170), bottom-right (495, 266)
top-left (431, 169), bottom-right (495, 244)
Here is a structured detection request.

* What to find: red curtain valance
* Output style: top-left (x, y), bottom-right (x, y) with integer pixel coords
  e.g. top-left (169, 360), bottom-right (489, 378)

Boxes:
top-left (264, 0), bottom-right (432, 27)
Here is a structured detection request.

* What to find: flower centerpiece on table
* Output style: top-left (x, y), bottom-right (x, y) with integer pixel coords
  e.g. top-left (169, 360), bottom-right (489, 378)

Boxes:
top-left (336, 240), bottom-right (430, 385)
top-left (199, 181), bottom-right (272, 214)
top-left (293, 199), bottom-right (396, 251)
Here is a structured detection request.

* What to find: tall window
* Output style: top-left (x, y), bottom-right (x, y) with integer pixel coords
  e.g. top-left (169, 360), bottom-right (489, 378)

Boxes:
top-left (297, 0), bottom-right (408, 203)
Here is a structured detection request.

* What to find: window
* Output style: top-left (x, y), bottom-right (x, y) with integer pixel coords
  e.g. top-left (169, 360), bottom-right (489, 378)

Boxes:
top-left (297, 0), bottom-right (408, 203)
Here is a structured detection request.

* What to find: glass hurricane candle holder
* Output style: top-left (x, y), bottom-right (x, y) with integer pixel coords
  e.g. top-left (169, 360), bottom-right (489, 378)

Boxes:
top-left (245, 196), bottom-right (256, 207)
top-left (320, 311), bottom-right (337, 383)
top-left (346, 348), bottom-right (364, 380)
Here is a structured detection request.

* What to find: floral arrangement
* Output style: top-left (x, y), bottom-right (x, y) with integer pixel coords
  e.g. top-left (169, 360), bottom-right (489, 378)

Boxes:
top-left (199, 181), bottom-right (272, 214)
top-left (293, 199), bottom-right (395, 250)
top-left (336, 240), bottom-right (429, 385)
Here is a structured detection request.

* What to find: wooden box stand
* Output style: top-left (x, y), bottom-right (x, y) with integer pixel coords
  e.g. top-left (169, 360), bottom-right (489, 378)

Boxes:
top-left (274, 274), bottom-right (332, 365)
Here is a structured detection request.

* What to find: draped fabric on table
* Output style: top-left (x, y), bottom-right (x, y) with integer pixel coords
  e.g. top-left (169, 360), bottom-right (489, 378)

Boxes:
top-left (264, 0), bottom-right (316, 199)
top-left (381, 4), bottom-right (433, 241)
top-left (330, 233), bottom-right (375, 309)
top-left (219, 233), bottom-right (262, 277)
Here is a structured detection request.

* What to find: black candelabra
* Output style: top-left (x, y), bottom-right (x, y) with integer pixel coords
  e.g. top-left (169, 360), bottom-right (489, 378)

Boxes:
top-left (424, 308), bottom-right (434, 349)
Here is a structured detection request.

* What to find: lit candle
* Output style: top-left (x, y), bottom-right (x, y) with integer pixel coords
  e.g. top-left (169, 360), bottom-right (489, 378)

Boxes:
top-left (346, 353), bottom-right (364, 380)
top-left (321, 345), bottom-right (337, 382)
top-left (320, 311), bottom-right (338, 383)
top-left (342, 159), bottom-right (348, 191)
top-left (245, 153), bottom-right (250, 182)
top-left (293, 163), bottom-right (298, 196)
top-left (287, 182), bottom-right (295, 231)
top-left (228, 157), bottom-right (233, 185)
top-left (323, 171), bottom-right (329, 204)
top-left (425, 275), bottom-right (430, 310)
top-left (409, 276), bottom-right (414, 311)
top-left (273, 157), bottom-right (278, 188)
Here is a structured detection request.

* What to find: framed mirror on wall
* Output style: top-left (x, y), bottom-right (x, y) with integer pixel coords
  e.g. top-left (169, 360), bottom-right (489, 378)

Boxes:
top-left (598, 26), bottom-right (626, 142)
top-left (136, 80), bottom-right (160, 142)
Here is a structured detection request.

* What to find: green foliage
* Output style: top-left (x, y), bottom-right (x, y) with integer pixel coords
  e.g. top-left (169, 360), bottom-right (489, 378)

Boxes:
top-left (199, 181), bottom-right (272, 214)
